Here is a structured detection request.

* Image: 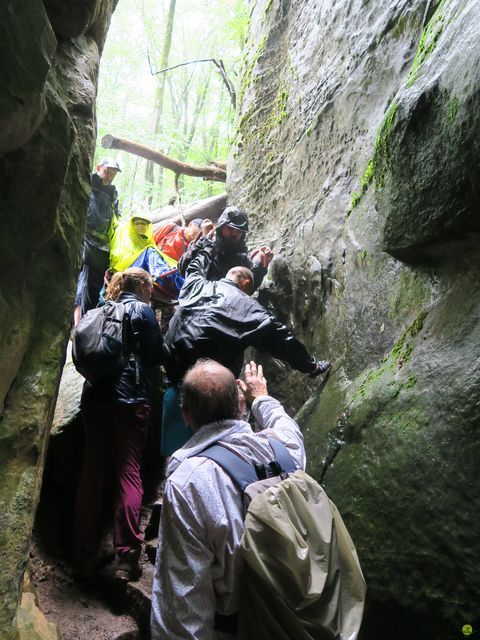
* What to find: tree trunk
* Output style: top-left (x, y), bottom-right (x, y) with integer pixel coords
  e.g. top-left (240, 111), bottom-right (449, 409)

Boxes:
top-left (145, 0), bottom-right (176, 201)
top-left (151, 193), bottom-right (227, 226)
top-left (182, 72), bottom-right (210, 160)
top-left (102, 134), bottom-right (227, 181)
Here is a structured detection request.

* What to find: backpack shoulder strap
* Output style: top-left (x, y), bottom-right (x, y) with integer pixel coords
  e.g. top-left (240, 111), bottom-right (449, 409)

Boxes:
top-left (267, 437), bottom-right (299, 474)
top-left (102, 299), bottom-right (125, 315)
top-left (199, 445), bottom-right (258, 491)
top-left (199, 437), bottom-right (299, 490)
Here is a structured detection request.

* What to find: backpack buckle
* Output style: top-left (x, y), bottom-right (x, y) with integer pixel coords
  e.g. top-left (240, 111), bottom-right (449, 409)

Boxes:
top-left (254, 460), bottom-right (283, 480)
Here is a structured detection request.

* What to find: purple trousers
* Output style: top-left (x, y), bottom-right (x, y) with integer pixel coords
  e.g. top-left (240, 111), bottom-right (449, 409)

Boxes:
top-left (74, 401), bottom-right (150, 560)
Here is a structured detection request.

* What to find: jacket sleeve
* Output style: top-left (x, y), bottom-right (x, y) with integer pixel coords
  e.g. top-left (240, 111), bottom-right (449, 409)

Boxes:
top-left (131, 303), bottom-right (164, 366)
top-left (151, 473), bottom-right (220, 640)
top-left (250, 313), bottom-right (317, 374)
top-left (178, 235), bottom-right (209, 277)
top-left (178, 247), bottom-right (214, 302)
top-left (250, 261), bottom-right (268, 291)
top-left (109, 190), bottom-right (121, 239)
top-left (251, 396), bottom-right (306, 470)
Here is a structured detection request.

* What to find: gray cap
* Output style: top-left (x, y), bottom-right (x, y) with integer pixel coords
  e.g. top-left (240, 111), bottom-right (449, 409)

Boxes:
top-left (98, 157), bottom-right (121, 172)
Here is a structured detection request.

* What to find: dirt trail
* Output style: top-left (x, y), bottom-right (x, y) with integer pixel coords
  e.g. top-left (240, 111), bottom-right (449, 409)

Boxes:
top-left (30, 495), bottom-right (159, 640)
top-left (30, 536), bottom-right (145, 639)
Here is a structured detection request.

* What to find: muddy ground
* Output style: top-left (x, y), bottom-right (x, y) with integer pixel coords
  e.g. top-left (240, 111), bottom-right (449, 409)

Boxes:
top-left (31, 468), bottom-right (160, 640)
top-left (30, 536), bottom-right (141, 639)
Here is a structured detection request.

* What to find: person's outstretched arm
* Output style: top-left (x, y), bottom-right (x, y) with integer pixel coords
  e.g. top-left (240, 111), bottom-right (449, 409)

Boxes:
top-left (179, 247), bottom-right (215, 302)
top-left (238, 361), bottom-right (306, 469)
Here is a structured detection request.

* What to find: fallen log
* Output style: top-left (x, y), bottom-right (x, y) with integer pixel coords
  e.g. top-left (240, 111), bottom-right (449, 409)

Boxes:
top-left (151, 193), bottom-right (227, 227)
top-left (101, 134), bottom-right (227, 182)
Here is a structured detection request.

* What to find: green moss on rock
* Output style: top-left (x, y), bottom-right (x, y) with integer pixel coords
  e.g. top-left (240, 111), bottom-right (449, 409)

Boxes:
top-left (447, 95), bottom-right (459, 122)
top-left (388, 270), bottom-right (432, 320)
top-left (347, 101), bottom-right (398, 216)
top-left (238, 33), bottom-right (268, 105)
top-left (352, 309), bottom-right (427, 401)
top-left (407, 0), bottom-right (446, 87)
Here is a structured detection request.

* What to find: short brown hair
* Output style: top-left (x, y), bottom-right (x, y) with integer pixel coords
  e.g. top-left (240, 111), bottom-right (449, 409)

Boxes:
top-left (226, 266), bottom-right (254, 295)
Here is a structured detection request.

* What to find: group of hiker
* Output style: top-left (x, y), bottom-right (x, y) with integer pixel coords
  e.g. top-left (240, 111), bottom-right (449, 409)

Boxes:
top-left (72, 158), bottom-right (365, 639)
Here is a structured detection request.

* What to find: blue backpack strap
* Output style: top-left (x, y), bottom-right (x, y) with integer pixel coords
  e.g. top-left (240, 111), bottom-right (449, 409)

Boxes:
top-left (267, 437), bottom-right (299, 474)
top-left (199, 445), bottom-right (258, 491)
top-left (200, 438), bottom-right (299, 488)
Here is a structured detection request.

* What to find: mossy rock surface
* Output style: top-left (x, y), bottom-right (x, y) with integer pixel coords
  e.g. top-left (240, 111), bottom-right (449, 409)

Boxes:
top-left (0, 1), bottom-right (116, 635)
top-left (231, 0), bottom-right (480, 636)
top-left (375, 0), bottom-right (480, 261)
top-left (298, 261), bottom-right (480, 637)
top-left (14, 592), bottom-right (62, 640)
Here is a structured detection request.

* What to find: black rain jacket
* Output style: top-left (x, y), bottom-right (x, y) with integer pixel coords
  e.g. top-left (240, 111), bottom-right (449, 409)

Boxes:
top-left (163, 250), bottom-right (316, 383)
top-left (178, 234), bottom-right (267, 291)
top-left (82, 293), bottom-right (163, 406)
top-left (83, 173), bottom-right (120, 270)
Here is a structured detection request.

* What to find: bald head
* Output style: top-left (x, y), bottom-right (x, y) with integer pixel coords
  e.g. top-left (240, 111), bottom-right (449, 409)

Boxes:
top-left (226, 266), bottom-right (254, 295)
top-left (181, 359), bottom-right (239, 430)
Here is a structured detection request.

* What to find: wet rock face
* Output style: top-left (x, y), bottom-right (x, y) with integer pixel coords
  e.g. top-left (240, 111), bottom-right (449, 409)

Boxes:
top-left (375, 1), bottom-right (480, 261)
top-left (230, 0), bottom-right (480, 636)
top-left (0, 1), bottom-right (116, 635)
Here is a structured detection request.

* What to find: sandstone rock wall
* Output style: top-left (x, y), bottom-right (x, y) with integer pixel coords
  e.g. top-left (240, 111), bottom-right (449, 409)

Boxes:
top-left (0, 2), bottom-right (116, 635)
top-left (230, 0), bottom-right (480, 636)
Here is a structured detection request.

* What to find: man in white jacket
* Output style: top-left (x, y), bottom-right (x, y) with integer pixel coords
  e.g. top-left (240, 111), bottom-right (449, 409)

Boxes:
top-left (151, 359), bottom-right (306, 639)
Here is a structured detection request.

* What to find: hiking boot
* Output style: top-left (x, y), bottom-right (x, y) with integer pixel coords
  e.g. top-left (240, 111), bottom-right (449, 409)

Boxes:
top-left (75, 547), bottom-right (115, 583)
top-left (309, 360), bottom-right (332, 378)
top-left (115, 548), bottom-right (142, 582)
top-left (76, 558), bottom-right (97, 583)
top-left (96, 538), bottom-right (116, 568)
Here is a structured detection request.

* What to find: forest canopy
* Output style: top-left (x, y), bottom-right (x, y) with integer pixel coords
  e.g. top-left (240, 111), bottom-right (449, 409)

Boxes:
top-left (95, 0), bottom-right (248, 212)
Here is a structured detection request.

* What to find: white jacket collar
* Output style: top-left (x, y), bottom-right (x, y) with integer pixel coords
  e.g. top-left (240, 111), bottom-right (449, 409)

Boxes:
top-left (167, 418), bottom-right (252, 475)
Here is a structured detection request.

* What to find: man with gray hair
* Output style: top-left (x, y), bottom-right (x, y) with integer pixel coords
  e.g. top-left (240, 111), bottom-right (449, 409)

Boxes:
top-left (151, 359), bottom-right (306, 639)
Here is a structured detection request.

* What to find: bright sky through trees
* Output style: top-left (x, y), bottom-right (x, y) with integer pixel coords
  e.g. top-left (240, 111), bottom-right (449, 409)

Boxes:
top-left (95, 0), bottom-right (248, 213)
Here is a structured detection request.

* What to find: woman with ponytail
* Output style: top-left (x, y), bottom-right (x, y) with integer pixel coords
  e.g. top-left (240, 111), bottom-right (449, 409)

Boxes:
top-left (74, 267), bottom-right (163, 581)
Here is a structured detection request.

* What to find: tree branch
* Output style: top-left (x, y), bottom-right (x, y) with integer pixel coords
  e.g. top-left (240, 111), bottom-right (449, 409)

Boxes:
top-left (101, 134), bottom-right (227, 182)
top-left (211, 59), bottom-right (237, 110)
top-left (148, 57), bottom-right (236, 109)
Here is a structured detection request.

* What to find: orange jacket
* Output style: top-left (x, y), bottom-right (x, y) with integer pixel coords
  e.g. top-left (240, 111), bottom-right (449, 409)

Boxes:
top-left (154, 223), bottom-right (189, 261)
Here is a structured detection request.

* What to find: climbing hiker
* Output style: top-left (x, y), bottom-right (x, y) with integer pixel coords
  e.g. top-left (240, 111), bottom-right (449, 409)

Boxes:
top-left (74, 267), bottom-right (163, 582)
top-left (153, 218), bottom-right (202, 262)
top-left (151, 360), bottom-right (365, 639)
top-left (178, 205), bottom-right (273, 291)
top-left (160, 248), bottom-right (331, 455)
top-left (74, 157), bottom-right (121, 323)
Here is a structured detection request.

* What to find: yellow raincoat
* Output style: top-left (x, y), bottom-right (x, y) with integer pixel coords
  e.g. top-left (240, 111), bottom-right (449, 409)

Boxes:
top-left (110, 216), bottom-right (176, 272)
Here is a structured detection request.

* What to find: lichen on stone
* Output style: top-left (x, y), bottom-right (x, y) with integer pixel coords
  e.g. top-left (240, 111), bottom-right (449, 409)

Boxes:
top-left (347, 101), bottom-right (398, 216)
top-left (407, 0), bottom-right (446, 87)
top-left (447, 95), bottom-right (459, 122)
top-left (352, 309), bottom-right (427, 400)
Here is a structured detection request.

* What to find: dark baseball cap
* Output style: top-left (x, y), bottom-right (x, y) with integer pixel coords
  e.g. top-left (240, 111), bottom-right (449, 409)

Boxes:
top-left (217, 206), bottom-right (249, 232)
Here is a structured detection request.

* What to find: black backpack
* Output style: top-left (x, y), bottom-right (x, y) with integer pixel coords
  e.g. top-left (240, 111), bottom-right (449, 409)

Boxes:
top-left (72, 301), bottom-right (128, 384)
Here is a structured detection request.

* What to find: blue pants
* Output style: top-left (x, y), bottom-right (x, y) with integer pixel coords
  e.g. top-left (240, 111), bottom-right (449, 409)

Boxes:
top-left (161, 385), bottom-right (192, 456)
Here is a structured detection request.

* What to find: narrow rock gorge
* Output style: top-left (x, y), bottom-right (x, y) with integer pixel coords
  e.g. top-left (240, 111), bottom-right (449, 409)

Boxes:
top-left (1, 0), bottom-right (479, 638)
